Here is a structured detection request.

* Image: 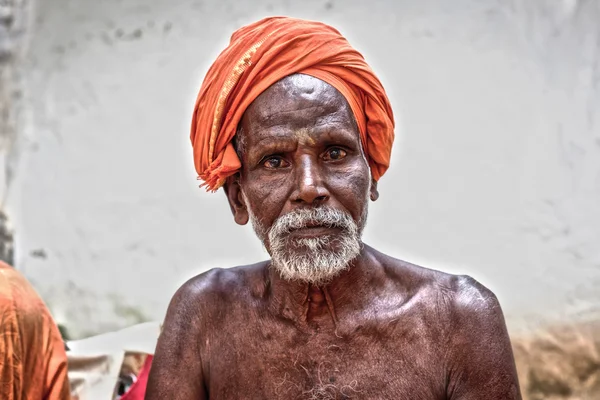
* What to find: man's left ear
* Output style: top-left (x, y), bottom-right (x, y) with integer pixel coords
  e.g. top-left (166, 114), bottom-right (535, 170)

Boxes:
top-left (370, 178), bottom-right (379, 201)
top-left (223, 174), bottom-right (249, 225)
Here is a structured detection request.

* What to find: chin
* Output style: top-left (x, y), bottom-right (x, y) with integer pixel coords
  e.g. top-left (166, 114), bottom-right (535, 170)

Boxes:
top-left (272, 259), bottom-right (351, 286)
top-left (270, 233), bottom-right (362, 285)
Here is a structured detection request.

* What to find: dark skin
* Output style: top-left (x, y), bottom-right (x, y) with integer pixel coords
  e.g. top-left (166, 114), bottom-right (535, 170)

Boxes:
top-left (146, 74), bottom-right (522, 399)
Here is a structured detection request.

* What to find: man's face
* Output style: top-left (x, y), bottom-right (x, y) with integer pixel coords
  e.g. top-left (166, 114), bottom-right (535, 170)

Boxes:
top-left (226, 74), bottom-right (377, 284)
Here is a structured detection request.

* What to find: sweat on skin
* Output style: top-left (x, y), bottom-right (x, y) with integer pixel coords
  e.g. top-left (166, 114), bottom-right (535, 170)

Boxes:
top-left (146, 17), bottom-right (521, 400)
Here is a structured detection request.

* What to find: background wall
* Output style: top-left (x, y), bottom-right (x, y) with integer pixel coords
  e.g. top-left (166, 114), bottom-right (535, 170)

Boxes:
top-left (5, 0), bottom-right (599, 338)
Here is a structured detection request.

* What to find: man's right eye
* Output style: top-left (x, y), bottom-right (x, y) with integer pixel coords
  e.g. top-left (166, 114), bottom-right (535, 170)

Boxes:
top-left (263, 156), bottom-right (289, 169)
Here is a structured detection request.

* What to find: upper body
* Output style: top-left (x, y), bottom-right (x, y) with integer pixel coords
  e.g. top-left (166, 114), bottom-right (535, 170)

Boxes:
top-left (0, 261), bottom-right (71, 400)
top-left (146, 17), bottom-right (521, 400)
top-left (149, 252), bottom-right (519, 400)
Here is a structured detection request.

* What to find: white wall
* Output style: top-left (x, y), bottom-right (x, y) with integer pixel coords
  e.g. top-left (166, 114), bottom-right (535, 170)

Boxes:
top-left (9, 0), bottom-right (600, 338)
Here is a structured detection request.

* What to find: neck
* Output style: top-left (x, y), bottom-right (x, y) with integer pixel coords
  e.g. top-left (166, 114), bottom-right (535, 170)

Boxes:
top-left (265, 244), bottom-right (382, 331)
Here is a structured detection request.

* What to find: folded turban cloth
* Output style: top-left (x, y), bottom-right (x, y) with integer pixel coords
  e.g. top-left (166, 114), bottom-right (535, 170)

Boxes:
top-left (191, 16), bottom-right (395, 192)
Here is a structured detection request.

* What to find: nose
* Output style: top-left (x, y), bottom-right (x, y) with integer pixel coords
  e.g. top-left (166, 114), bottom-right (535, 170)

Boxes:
top-left (292, 156), bottom-right (329, 205)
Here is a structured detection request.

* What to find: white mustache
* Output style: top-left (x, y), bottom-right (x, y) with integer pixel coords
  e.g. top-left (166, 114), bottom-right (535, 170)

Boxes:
top-left (268, 207), bottom-right (357, 239)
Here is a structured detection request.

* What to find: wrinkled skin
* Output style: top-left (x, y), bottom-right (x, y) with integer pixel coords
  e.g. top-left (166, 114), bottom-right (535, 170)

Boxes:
top-left (146, 74), bottom-right (522, 400)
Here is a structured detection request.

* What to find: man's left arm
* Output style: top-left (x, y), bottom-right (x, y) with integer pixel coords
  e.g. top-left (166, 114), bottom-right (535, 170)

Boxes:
top-left (445, 276), bottom-right (522, 400)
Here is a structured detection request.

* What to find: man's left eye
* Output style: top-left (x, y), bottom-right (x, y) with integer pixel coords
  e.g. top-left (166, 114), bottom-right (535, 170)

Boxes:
top-left (323, 147), bottom-right (347, 161)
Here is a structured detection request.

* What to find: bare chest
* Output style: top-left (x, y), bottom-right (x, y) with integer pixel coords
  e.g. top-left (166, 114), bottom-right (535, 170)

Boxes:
top-left (203, 313), bottom-right (447, 400)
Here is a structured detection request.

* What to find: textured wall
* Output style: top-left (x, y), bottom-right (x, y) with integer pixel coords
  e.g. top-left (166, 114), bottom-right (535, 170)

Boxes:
top-left (9, 0), bottom-right (600, 338)
top-left (1, 0), bottom-right (33, 263)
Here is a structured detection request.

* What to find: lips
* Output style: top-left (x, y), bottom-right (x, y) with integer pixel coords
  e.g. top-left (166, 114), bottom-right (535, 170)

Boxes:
top-left (288, 225), bottom-right (341, 238)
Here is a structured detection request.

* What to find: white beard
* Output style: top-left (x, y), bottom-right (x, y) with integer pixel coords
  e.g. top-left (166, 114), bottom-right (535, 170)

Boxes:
top-left (246, 203), bottom-right (367, 285)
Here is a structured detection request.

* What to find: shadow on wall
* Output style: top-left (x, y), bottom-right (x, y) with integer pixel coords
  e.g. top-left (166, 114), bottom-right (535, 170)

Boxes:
top-left (513, 319), bottom-right (600, 400)
top-left (0, 210), bottom-right (14, 266)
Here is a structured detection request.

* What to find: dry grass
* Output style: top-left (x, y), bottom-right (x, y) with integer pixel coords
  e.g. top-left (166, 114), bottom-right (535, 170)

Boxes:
top-left (512, 320), bottom-right (600, 400)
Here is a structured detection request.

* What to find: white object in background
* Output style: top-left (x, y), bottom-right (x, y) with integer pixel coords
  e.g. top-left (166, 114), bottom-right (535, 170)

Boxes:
top-left (66, 322), bottom-right (161, 399)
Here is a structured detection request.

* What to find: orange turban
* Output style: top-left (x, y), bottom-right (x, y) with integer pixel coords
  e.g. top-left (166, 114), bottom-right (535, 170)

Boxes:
top-left (191, 16), bottom-right (395, 191)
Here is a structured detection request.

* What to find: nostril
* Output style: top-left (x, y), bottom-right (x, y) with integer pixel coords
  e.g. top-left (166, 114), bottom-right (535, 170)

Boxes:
top-left (292, 193), bottom-right (328, 205)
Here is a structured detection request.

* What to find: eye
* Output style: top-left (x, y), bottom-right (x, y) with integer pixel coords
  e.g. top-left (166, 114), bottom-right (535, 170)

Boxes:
top-left (262, 156), bottom-right (290, 169)
top-left (323, 147), bottom-right (347, 161)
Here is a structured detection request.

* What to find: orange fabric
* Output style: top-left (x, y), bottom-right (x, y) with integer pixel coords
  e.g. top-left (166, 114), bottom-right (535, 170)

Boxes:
top-left (191, 16), bottom-right (395, 191)
top-left (0, 262), bottom-right (70, 400)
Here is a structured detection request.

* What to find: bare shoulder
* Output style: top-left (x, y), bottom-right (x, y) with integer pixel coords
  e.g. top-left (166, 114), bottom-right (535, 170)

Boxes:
top-left (373, 249), bottom-right (502, 323)
top-left (147, 261), bottom-right (270, 399)
top-left (166, 261), bottom-right (268, 322)
top-left (373, 255), bottom-right (521, 398)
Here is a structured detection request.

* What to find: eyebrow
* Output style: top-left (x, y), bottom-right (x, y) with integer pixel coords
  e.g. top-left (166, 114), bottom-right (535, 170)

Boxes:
top-left (252, 132), bottom-right (295, 149)
top-left (246, 135), bottom-right (297, 164)
top-left (310, 126), bottom-right (361, 146)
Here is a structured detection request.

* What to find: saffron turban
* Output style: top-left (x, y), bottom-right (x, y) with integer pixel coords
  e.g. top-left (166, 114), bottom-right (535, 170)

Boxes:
top-left (191, 16), bottom-right (395, 191)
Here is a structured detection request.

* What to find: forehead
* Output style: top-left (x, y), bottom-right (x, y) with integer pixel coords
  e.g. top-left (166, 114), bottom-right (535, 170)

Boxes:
top-left (240, 74), bottom-right (358, 141)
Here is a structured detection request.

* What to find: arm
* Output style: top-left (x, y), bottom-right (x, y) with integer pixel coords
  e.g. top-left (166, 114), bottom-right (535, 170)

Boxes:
top-left (446, 276), bottom-right (522, 400)
top-left (146, 278), bottom-right (208, 400)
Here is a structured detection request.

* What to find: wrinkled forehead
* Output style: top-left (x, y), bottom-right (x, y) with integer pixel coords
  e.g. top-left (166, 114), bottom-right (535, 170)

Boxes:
top-left (240, 74), bottom-right (359, 136)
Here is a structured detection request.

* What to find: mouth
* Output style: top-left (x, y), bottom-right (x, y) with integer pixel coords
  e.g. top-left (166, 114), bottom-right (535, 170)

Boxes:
top-left (288, 225), bottom-right (341, 239)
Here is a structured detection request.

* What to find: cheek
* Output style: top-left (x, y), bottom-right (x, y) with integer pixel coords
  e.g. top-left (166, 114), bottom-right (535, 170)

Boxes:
top-left (327, 162), bottom-right (371, 217)
top-left (241, 174), bottom-right (290, 224)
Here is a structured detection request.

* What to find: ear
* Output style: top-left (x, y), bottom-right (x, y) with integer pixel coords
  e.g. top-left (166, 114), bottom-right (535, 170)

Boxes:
top-left (370, 178), bottom-right (379, 202)
top-left (223, 174), bottom-right (249, 225)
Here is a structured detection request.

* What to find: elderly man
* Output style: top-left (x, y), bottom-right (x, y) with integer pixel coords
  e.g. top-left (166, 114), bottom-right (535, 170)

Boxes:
top-left (147, 17), bottom-right (521, 399)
